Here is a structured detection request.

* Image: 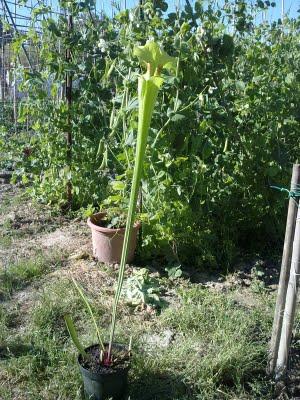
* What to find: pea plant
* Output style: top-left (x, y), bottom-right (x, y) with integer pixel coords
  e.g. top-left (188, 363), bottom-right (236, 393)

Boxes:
top-left (7, 0), bottom-right (300, 269)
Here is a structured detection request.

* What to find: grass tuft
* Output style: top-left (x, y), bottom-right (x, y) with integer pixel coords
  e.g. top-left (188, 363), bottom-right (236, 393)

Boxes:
top-left (0, 252), bottom-right (65, 299)
top-left (30, 278), bottom-right (87, 341)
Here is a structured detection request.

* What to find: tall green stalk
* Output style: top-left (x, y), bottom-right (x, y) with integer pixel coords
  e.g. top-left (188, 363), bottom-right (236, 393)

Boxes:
top-left (107, 41), bottom-right (176, 359)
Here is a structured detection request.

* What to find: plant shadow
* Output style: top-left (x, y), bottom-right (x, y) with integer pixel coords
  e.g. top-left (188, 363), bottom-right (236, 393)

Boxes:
top-left (0, 342), bottom-right (45, 360)
top-left (184, 257), bottom-right (280, 290)
top-left (129, 370), bottom-right (190, 400)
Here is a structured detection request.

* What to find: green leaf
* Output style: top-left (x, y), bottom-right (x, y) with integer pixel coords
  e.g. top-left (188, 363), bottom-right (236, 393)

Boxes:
top-left (236, 81), bottom-right (245, 91)
top-left (46, 19), bottom-right (61, 37)
top-left (165, 265), bottom-right (182, 279)
top-left (111, 181), bottom-right (125, 191)
top-left (202, 140), bottom-right (213, 160)
top-left (96, 139), bottom-right (105, 157)
top-left (170, 113), bottom-right (185, 122)
top-left (64, 315), bottom-right (87, 358)
top-left (102, 58), bottom-right (116, 82)
top-left (72, 278), bottom-right (105, 351)
top-left (285, 73), bottom-right (295, 85)
top-left (125, 131), bottom-right (135, 146)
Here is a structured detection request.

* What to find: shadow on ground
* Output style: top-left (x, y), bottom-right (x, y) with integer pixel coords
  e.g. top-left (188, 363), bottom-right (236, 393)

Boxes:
top-left (129, 371), bottom-right (189, 400)
top-left (0, 342), bottom-right (46, 360)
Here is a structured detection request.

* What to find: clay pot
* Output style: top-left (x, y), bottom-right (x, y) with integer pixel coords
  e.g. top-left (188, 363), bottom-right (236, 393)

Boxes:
top-left (87, 212), bottom-right (141, 264)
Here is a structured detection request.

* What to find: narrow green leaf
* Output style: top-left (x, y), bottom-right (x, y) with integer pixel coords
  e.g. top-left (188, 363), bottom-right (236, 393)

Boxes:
top-left (72, 278), bottom-right (105, 351)
top-left (64, 315), bottom-right (87, 358)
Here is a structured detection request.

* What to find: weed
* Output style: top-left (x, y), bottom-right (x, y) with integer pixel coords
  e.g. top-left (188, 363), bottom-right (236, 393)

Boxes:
top-left (123, 268), bottom-right (164, 309)
top-left (0, 305), bottom-right (9, 342)
top-left (0, 234), bottom-right (12, 248)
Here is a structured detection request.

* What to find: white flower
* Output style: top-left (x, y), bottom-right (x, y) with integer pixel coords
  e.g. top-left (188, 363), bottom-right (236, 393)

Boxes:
top-left (197, 27), bottom-right (205, 37)
top-left (208, 86), bottom-right (217, 94)
top-left (129, 11), bottom-right (135, 21)
top-left (97, 39), bottom-right (107, 53)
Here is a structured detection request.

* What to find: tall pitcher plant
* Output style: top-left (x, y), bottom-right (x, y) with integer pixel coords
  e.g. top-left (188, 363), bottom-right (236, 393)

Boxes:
top-left (65, 41), bottom-right (175, 365)
top-left (107, 42), bottom-right (176, 359)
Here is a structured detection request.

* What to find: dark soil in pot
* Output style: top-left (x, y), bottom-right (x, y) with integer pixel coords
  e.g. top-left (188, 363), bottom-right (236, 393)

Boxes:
top-left (78, 343), bottom-right (130, 400)
top-left (93, 219), bottom-right (125, 229)
top-left (91, 214), bottom-right (126, 230)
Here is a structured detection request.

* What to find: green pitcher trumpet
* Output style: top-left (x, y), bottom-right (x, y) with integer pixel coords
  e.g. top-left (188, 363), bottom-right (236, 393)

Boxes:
top-left (107, 41), bottom-right (176, 360)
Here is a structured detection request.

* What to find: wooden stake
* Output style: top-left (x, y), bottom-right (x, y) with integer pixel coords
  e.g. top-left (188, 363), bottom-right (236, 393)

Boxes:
top-left (276, 203), bottom-right (300, 378)
top-left (268, 164), bottom-right (300, 374)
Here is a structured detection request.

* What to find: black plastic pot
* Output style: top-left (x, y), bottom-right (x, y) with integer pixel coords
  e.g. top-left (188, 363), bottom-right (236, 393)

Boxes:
top-left (78, 344), bottom-right (130, 400)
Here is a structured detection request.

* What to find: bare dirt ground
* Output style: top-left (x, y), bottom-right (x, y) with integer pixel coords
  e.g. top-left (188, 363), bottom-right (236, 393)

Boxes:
top-left (0, 185), bottom-right (90, 264)
top-left (0, 183), bottom-right (281, 291)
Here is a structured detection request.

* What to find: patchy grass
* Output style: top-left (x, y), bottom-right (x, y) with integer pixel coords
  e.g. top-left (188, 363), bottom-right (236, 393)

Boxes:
top-left (0, 269), bottom-right (276, 400)
top-left (0, 252), bottom-right (66, 299)
top-left (0, 185), bottom-right (278, 399)
top-left (0, 233), bottom-right (12, 248)
top-left (126, 287), bottom-right (274, 400)
top-left (0, 185), bottom-right (25, 214)
top-left (30, 278), bottom-right (91, 341)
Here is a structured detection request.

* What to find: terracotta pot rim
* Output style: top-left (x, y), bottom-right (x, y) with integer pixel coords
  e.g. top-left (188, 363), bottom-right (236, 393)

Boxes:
top-left (87, 211), bottom-right (141, 233)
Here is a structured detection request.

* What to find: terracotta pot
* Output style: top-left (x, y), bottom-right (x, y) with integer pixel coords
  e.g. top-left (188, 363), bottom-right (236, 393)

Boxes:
top-left (87, 212), bottom-right (141, 264)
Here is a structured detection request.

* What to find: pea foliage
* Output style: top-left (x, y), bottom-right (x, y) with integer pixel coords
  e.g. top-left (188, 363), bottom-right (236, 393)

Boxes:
top-left (3, 0), bottom-right (300, 268)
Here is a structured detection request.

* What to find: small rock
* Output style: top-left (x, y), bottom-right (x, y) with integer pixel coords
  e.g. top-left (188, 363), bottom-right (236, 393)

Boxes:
top-left (6, 212), bottom-right (16, 222)
top-left (69, 251), bottom-right (90, 260)
top-left (142, 329), bottom-right (175, 350)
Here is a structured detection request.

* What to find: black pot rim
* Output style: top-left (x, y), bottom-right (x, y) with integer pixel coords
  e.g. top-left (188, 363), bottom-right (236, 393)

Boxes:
top-left (78, 343), bottom-right (130, 379)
